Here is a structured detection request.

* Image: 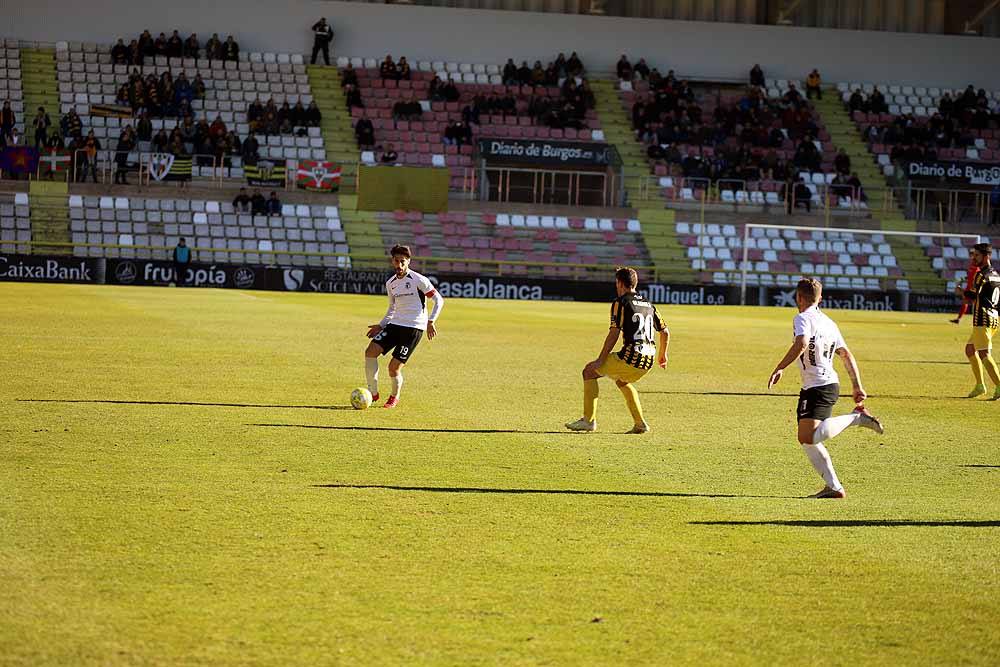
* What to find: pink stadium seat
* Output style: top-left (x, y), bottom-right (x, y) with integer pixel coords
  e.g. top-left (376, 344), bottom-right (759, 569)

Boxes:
top-left (569, 218), bottom-right (584, 229)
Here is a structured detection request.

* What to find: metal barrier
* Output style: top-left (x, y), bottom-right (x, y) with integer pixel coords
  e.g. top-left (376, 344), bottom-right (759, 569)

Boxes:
top-left (478, 166), bottom-right (615, 207)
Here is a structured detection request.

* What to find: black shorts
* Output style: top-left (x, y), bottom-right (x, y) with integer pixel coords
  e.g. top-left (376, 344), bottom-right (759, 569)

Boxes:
top-left (372, 323), bottom-right (423, 363)
top-left (797, 383), bottom-right (839, 421)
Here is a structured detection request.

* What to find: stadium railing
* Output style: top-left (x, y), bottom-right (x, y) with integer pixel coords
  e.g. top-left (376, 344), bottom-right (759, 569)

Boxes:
top-left (477, 166), bottom-right (618, 207)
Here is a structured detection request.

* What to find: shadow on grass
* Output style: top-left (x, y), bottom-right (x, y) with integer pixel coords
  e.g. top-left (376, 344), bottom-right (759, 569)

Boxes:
top-left (642, 390), bottom-right (962, 400)
top-left (252, 423), bottom-right (573, 435)
top-left (960, 465), bottom-right (1000, 469)
top-left (17, 398), bottom-right (354, 410)
top-left (314, 483), bottom-right (791, 499)
top-left (691, 520), bottom-right (1000, 528)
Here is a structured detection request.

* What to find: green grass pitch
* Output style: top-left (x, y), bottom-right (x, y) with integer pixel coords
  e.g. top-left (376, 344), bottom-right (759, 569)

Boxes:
top-left (2, 282), bottom-right (998, 665)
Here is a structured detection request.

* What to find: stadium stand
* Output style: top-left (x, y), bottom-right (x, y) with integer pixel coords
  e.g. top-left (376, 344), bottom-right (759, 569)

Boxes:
top-left (0, 192), bottom-right (32, 252)
top-left (0, 41), bottom-right (25, 140)
top-left (376, 209), bottom-right (646, 277)
top-left (53, 40), bottom-right (325, 176)
top-left (67, 194), bottom-right (349, 267)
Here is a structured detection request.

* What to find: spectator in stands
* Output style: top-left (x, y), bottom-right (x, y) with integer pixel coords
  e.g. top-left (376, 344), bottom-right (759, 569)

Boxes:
top-left (111, 38), bottom-right (129, 65)
top-left (289, 101), bottom-right (306, 128)
top-left (633, 58), bottom-right (650, 80)
top-left (192, 118), bottom-right (211, 154)
top-left (847, 172), bottom-right (866, 203)
top-left (152, 128), bottom-right (169, 153)
top-left (248, 97), bottom-right (264, 131)
top-left (233, 187), bottom-right (251, 212)
top-left (394, 97), bottom-right (422, 122)
top-left (442, 77), bottom-right (459, 103)
top-left (616, 55), bottom-right (632, 81)
top-left (266, 191), bottom-right (282, 216)
top-left (183, 34), bottom-right (200, 59)
top-left (172, 239), bottom-right (191, 286)
top-left (250, 189), bottom-right (267, 216)
top-left (167, 31), bottom-right (183, 59)
top-left (310, 18), bottom-right (334, 66)
top-left (355, 117), bottom-right (375, 148)
top-left (159, 72), bottom-right (176, 115)
top-left (869, 87), bottom-right (888, 114)
top-left (489, 59), bottom-right (510, 87)
top-left (444, 120), bottom-right (472, 148)
top-left (154, 32), bottom-right (168, 57)
top-left (834, 149), bottom-right (851, 176)
top-left (793, 138), bottom-right (821, 172)
top-left (174, 72), bottom-right (194, 107)
top-left (0, 101), bottom-right (14, 144)
top-left (222, 35), bottom-right (239, 61)
top-left (134, 113), bottom-right (152, 148)
top-left (32, 107), bottom-right (51, 149)
top-left (847, 89), bottom-right (865, 114)
top-left (566, 52), bottom-right (584, 77)
top-left (780, 177), bottom-right (808, 214)
top-left (210, 115), bottom-right (227, 143)
top-left (462, 99), bottom-right (480, 126)
top-left (380, 144), bottom-right (398, 164)
top-left (428, 75), bottom-right (445, 102)
top-left (61, 109), bottom-right (82, 142)
top-left (516, 61), bottom-right (532, 86)
top-left (749, 64), bottom-right (764, 88)
top-left (138, 30), bottom-right (155, 60)
top-left (124, 39), bottom-right (139, 66)
top-left (277, 102), bottom-right (293, 133)
top-left (192, 73), bottom-right (206, 100)
top-left (806, 69), bottom-right (822, 100)
top-left (79, 131), bottom-right (101, 183)
top-left (398, 57), bottom-right (412, 81)
top-left (340, 63), bottom-right (358, 88)
top-left (345, 84), bottom-right (364, 111)
top-left (305, 101), bottom-right (321, 126)
top-left (204, 33), bottom-right (222, 61)
top-left (379, 55), bottom-right (398, 81)
top-left (113, 126), bottom-right (135, 185)
top-left (242, 132), bottom-right (259, 165)
top-left (115, 83), bottom-right (130, 107)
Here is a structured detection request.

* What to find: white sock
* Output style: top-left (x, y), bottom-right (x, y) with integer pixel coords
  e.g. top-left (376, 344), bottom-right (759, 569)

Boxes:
top-left (813, 412), bottom-right (861, 443)
top-left (391, 373), bottom-right (403, 399)
top-left (365, 357), bottom-right (379, 396)
top-left (800, 442), bottom-right (843, 491)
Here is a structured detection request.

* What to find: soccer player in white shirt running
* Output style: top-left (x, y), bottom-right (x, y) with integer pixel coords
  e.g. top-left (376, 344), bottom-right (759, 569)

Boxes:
top-left (364, 245), bottom-right (443, 408)
top-left (768, 278), bottom-right (884, 498)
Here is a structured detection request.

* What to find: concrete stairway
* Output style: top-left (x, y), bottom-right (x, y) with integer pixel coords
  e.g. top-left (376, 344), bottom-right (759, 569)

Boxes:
top-left (29, 181), bottom-right (71, 255)
top-left (337, 194), bottom-right (385, 268)
top-left (813, 90), bottom-right (945, 292)
top-left (591, 78), bottom-right (696, 283)
top-left (306, 65), bottom-right (359, 194)
top-left (20, 49), bottom-right (59, 143)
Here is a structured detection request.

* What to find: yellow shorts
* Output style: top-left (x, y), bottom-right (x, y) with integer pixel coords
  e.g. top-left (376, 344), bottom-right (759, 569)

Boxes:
top-left (968, 326), bottom-right (996, 352)
top-left (597, 354), bottom-right (649, 385)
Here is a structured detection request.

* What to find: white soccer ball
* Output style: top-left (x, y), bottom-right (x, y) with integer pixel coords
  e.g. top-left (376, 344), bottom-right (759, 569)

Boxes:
top-left (351, 387), bottom-right (373, 410)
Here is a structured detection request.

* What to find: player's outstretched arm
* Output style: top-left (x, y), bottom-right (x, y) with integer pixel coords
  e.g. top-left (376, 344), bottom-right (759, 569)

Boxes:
top-left (836, 346), bottom-right (866, 404)
top-left (657, 326), bottom-right (670, 368)
top-left (426, 291), bottom-right (444, 340)
top-left (769, 335), bottom-right (806, 388)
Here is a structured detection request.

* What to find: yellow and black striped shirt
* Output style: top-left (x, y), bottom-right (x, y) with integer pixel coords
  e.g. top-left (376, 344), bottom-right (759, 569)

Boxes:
top-left (967, 267), bottom-right (1000, 329)
top-left (611, 292), bottom-right (665, 369)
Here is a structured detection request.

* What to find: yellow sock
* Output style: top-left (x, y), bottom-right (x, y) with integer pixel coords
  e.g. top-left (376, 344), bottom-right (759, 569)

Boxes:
top-left (583, 379), bottom-right (599, 422)
top-left (981, 354), bottom-right (1000, 386)
top-left (969, 354), bottom-right (985, 385)
top-left (618, 383), bottom-right (645, 426)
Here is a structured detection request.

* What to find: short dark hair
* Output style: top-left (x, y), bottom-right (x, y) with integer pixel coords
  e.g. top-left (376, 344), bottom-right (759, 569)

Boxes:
top-left (796, 277), bottom-right (823, 303)
top-left (973, 242), bottom-right (993, 256)
top-left (390, 244), bottom-right (411, 259)
top-left (615, 266), bottom-right (638, 289)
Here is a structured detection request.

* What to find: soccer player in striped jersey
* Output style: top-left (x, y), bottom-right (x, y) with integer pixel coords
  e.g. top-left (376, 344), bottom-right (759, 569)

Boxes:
top-left (566, 267), bottom-right (669, 434)
top-left (768, 278), bottom-right (884, 499)
top-left (956, 243), bottom-right (1000, 399)
top-left (364, 245), bottom-right (444, 409)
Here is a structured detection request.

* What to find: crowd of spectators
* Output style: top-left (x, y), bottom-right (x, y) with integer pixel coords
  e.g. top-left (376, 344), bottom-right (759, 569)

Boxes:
top-left (110, 30), bottom-right (239, 67)
top-left (625, 58), bottom-right (835, 186)
top-left (232, 187), bottom-right (282, 215)
top-left (502, 52), bottom-right (585, 87)
top-left (855, 84), bottom-right (1000, 157)
top-left (247, 97), bottom-right (322, 135)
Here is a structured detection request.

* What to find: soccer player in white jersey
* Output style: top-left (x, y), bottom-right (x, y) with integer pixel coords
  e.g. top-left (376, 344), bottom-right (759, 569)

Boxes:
top-left (364, 245), bottom-right (444, 408)
top-left (768, 278), bottom-right (884, 498)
